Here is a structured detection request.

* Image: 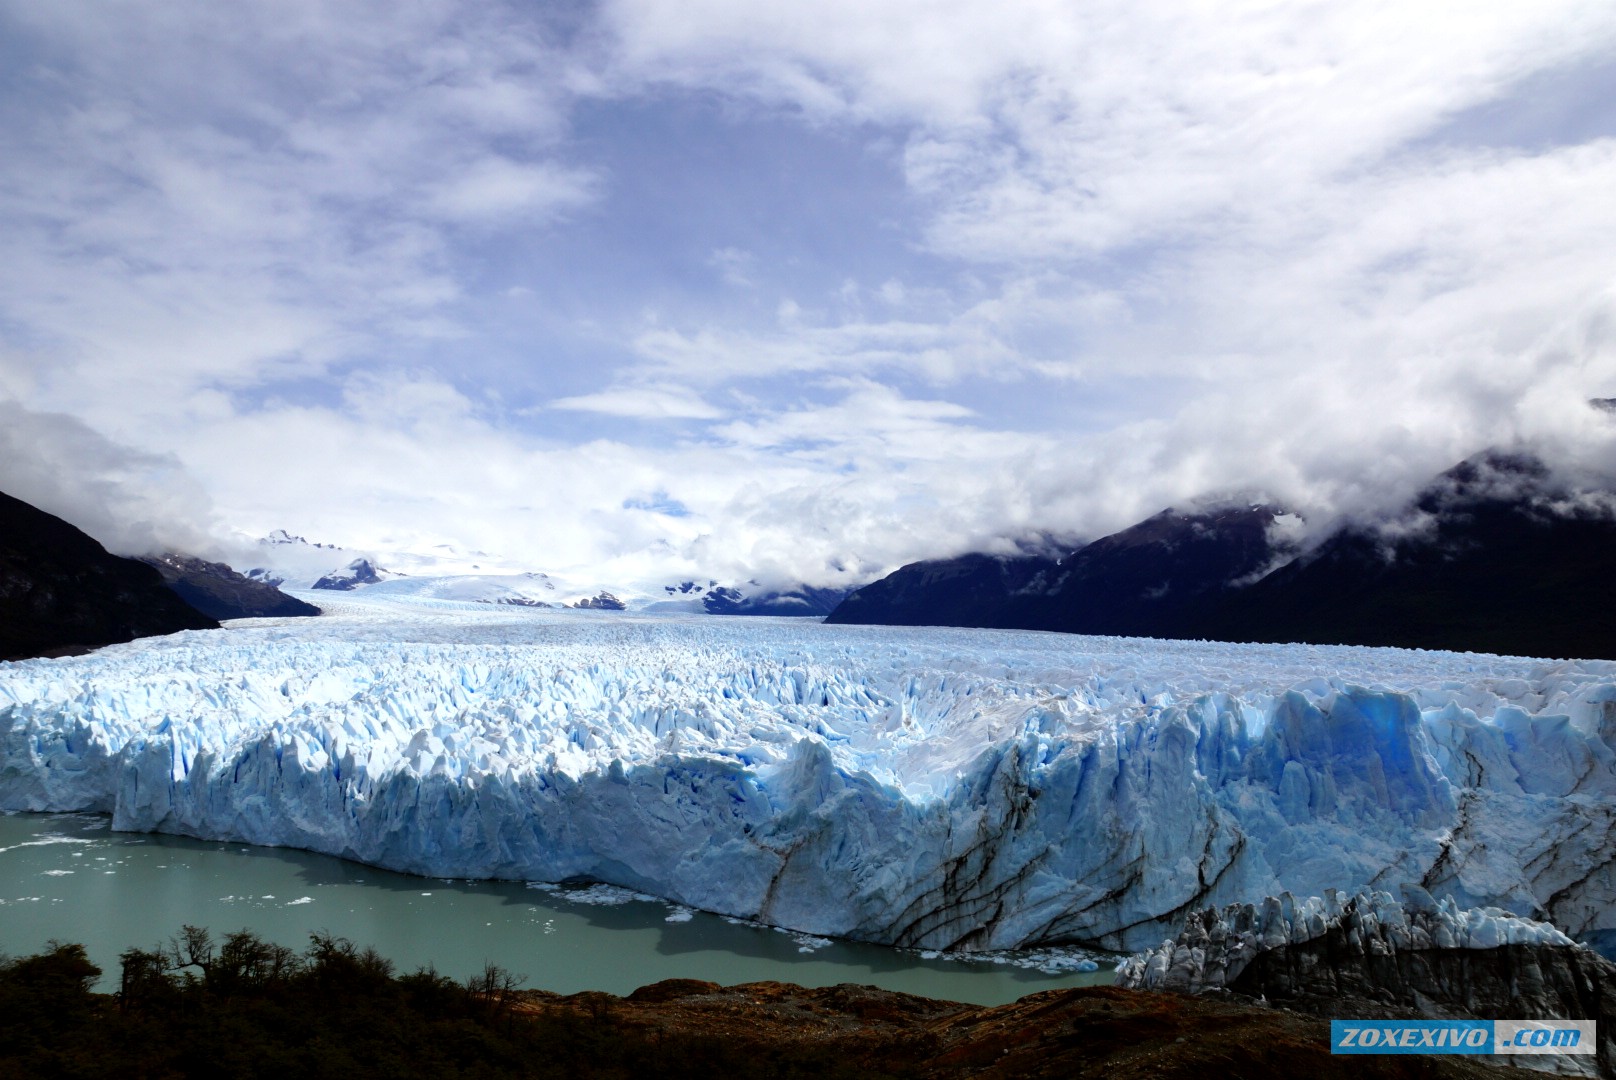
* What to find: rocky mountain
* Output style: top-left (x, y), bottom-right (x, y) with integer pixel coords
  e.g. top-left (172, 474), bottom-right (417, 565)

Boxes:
top-left (700, 583), bottom-right (850, 616)
top-left (654, 580), bottom-right (851, 616)
top-left (311, 558), bottom-right (395, 591)
top-left (815, 553), bottom-right (1052, 628)
top-left (137, 553), bottom-right (321, 620)
top-left (827, 502), bottom-right (1290, 636)
top-left (244, 530), bottom-right (358, 589)
top-left (572, 591), bottom-right (627, 610)
top-left (0, 490), bottom-right (219, 660)
top-left (262, 528), bottom-right (339, 550)
top-left (1196, 450), bottom-right (1616, 658)
top-left (829, 450), bottom-right (1616, 659)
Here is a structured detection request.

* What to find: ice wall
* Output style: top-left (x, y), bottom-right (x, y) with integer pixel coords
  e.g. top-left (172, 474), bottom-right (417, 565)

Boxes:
top-left (2, 606), bottom-right (1614, 952)
top-left (1116, 887), bottom-right (1577, 993)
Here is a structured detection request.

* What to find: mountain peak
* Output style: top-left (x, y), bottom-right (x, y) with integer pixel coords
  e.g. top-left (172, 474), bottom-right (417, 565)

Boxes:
top-left (311, 558), bottom-right (398, 591)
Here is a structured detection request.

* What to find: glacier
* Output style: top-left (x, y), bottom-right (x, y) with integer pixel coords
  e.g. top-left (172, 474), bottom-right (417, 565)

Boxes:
top-left (1116, 887), bottom-right (1578, 994)
top-left (2, 592), bottom-right (1615, 953)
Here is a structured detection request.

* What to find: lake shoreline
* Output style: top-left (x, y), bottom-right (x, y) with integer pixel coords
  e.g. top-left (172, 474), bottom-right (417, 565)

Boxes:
top-left (0, 810), bottom-right (1117, 1004)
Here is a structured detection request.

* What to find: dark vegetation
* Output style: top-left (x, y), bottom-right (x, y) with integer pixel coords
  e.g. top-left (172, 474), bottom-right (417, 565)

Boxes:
top-left (0, 489), bottom-right (217, 661)
top-left (0, 930), bottom-right (876, 1080)
top-left (0, 932), bottom-right (1549, 1079)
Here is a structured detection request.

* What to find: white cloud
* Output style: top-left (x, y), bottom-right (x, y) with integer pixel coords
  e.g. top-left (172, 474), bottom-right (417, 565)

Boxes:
top-left (602, 0), bottom-right (1616, 258)
top-left (5, 0), bottom-right (1616, 592)
top-left (629, 306), bottom-right (1022, 385)
top-left (425, 158), bottom-right (599, 223)
top-left (0, 402), bottom-right (220, 556)
top-left (0, 0), bottom-right (592, 429)
top-left (548, 383), bottom-right (725, 419)
top-left (713, 378), bottom-right (980, 454)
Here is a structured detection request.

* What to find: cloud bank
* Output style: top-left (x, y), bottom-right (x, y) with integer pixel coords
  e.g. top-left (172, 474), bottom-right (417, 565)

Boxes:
top-left (0, 402), bottom-right (219, 556)
top-left (2, 0), bottom-right (1614, 588)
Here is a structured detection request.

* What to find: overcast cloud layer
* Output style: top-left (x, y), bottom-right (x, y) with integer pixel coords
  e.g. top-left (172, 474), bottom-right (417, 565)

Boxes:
top-left (2, 0), bottom-right (1615, 588)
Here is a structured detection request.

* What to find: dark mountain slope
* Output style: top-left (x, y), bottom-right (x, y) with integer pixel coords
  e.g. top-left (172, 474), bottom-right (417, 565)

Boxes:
top-left (0, 490), bottom-right (218, 660)
top-left (829, 450), bottom-right (1616, 660)
top-left (658, 580), bottom-right (853, 617)
top-left (827, 504), bottom-right (1290, 637)
top-left (137, 553), bottom-right (321, 620)
top-left (702, 584), bottom-right (850, 617)
top-left (1198, 451), bottom-right (1616, 658)
top-left (1019, 504), bottom-right (1288, 636)
top-left (823, 553), bottom-right (1054, 628)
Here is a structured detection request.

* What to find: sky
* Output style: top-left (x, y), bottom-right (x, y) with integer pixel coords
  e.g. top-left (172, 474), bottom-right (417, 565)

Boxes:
top-left (3, 0), bottom-right (1616, 591)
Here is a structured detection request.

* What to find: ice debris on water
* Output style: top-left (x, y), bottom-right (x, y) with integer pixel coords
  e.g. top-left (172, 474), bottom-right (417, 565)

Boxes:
top-left (3, 602), bottom-right (1616, 953)
top-left (526, 882), bottom-right (661, 907)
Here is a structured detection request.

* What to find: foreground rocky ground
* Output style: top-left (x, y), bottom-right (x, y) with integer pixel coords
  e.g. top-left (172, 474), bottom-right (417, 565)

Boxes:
top-left (1, 929), bottom-right (1569, 1078)
top-left (517, 978), bottom-right (1560, 1079)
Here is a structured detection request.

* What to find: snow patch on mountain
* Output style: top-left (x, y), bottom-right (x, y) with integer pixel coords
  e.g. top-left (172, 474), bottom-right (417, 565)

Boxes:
top-left (311, 558), bottom-right (398, 591)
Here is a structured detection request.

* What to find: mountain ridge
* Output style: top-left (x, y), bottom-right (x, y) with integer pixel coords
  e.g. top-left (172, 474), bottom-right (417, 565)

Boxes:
top-left (828, 450), bottom-right (1616, 660)
top-left (0, 490), bottom-right (219, 660)
top-left (137, 553), bottom-right (321, 620)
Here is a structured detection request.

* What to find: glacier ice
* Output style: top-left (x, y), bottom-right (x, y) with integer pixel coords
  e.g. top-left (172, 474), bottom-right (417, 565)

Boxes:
top-left (1115, 888), bottom-right (1615, 1077)
top-left (1116, 887), bottom-right (1577, 994)
top-left (2, 595), bottom-right (1615, 953)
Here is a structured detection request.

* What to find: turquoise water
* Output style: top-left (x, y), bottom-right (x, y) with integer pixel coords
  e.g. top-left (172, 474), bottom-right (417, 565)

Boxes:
top-left (0, 812), bottom-right (1116, 1005)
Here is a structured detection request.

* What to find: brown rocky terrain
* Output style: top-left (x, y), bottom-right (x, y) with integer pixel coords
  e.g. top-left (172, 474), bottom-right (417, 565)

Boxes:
top-left (516, 979), bottom-right (1552, 1078)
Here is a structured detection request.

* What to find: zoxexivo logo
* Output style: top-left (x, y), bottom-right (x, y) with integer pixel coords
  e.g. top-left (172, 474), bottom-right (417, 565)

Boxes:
top-left (1331, 1020), bottom-right (1596, 1055)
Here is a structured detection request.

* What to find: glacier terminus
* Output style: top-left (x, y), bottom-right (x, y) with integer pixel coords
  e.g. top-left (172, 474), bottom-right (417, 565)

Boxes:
top-left (3, 592), bottom-right (1614, 955)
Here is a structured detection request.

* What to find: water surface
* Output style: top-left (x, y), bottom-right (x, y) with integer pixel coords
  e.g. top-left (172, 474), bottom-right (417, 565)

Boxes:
top-left (0, 812), bottom-right (1115, 1005)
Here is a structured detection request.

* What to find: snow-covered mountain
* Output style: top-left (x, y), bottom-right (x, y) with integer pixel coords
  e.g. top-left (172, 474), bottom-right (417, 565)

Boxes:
top-left (236, 529), bottom-right (856, 616)
top-left (236, 531), bottom-right (645, 609)
top-left (243, 530), bottom-right (362, 590)
top-left (3, 597), bottom-right (1613, 956)
top-left (311, 558), bottom-right (399, 591)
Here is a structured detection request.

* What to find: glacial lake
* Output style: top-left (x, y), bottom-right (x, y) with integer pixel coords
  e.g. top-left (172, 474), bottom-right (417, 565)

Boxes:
top-left (0, 812), bottom-right (1116, 1005)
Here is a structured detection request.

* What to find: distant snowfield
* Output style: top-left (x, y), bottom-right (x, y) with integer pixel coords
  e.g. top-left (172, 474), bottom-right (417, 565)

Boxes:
top-left (3, 596), bottom-right (1614, 952)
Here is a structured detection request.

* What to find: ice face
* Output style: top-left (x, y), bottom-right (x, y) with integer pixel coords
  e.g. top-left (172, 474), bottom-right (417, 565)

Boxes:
top-left (1115, 887), bottom-right (1580, 993)
top-left (3, 597), bottom-right (1614, 952)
